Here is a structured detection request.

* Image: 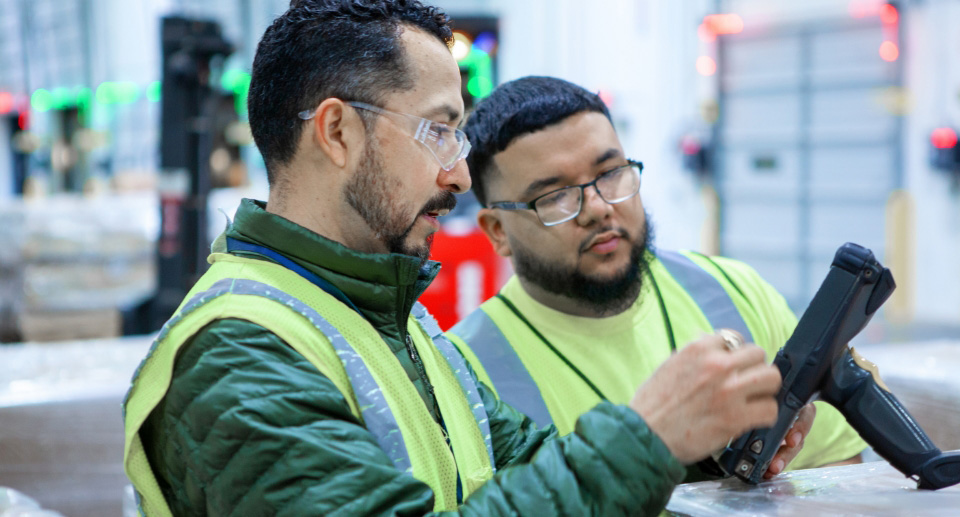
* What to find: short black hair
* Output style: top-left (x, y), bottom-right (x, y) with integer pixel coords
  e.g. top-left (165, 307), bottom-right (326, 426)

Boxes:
top-left (248, 0), bottom-right (453, 185)
top-left (463, 76), bottom-right (612, 206)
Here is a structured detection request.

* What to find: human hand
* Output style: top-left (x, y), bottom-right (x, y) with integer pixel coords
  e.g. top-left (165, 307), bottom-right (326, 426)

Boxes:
top-left (762, 403), bottom-right (816, 479)
top-left (629, 331), bottom-right (781, 464)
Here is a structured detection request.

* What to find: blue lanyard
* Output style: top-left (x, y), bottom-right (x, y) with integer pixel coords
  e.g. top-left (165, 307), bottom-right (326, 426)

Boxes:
top-left (226, 237), bottom-right (364, 317)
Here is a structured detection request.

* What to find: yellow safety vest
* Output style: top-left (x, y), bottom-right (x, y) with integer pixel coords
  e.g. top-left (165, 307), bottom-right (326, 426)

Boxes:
top-left (448, 249), bottom-right (755, 428)
top-left (123, 253), bottom-right (494, 516)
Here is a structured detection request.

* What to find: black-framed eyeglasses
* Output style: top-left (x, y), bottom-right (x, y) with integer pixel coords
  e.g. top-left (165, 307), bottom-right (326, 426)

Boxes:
top-left (489, 160), bottom-right (643, 226)
top-left (298, 101), bottom-right (471, 171)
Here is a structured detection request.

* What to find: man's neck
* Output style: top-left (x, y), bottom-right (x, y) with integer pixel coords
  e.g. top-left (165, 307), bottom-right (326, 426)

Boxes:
top-left (266, 176), bottom-right (384, 256)
top-left (515, 275), bottom-right (635, 318)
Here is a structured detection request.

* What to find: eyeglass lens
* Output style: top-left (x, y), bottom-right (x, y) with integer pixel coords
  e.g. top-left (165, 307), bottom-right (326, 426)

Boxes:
top-left (534, 165), bottom-right (641, 225)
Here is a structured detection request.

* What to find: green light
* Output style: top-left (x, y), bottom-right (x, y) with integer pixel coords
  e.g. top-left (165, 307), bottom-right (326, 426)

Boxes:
top-left (233, 72), bottom-right (251, 115)
top-left (96, 82), bottom-right (114, 104)
top-left (76, 87), bottom-right (92, 108)
top-left (76, 87), bottom-right (92, 124)
top-left (460, 48), bottom-right (495, 99)
top-left (221, 69), bottom-right (243, 91)
top-left (31, 89), bottom-right (53, 112)
top-left (459, 48), bottom-right (490, 69)
top-left (467, 75), bottom-right (494, 98)
top-left (114, 81), bottom-right (140, 104)
top-left (96, 81), bottom-right (140, 105)
top-left (147, 81), bottom-right (161, 102)
top-left (52, 87), bottom-right (74, 109)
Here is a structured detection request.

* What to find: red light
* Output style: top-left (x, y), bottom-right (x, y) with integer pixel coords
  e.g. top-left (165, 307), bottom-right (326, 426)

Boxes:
top-left (17, 112), bottom-right (29, 130)
top-left (879, 41), bottom-right (899, 62)
top-left (849, 0), bottom-right (867, 18)
top-left (680, 136), bottom-right (701, 155)
top-left (880, 4), bottom-right (899, 25)
top-left (597, 89), bottom-right (615, 108)
top-left (703, 14), bottom-right (744, 35)
top-left (0, 92), bottom-right (12, 114)
top-left (932, 128), bottom-right (958, 149)
top-left (850, 0), bottom-right (896, 19)
top-left (698, 23), bottom-right (717, 43)
top-left (696, 56), bottom-right (717, 76)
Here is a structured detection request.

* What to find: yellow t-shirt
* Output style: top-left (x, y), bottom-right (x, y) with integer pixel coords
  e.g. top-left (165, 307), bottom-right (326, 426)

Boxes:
top-left (449, 252), bottom-right (866, 470)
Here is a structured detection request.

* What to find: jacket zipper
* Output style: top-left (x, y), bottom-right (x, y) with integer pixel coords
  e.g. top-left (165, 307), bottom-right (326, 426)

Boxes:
top-left (405, 332), bottom-right (464, 502)
top-left (405, 334), bottom-right (442, 419)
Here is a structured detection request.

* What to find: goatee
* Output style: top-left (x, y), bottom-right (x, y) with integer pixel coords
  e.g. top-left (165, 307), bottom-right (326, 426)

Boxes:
top-left (343, 136), bottom-right (456, 264)
top-left (511, 213), bottom-right (655, 316)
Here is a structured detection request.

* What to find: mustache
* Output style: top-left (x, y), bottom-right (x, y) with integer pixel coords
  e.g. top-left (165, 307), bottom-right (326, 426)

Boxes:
top-left (419, 191), bottom-right (457, 215)
top-left (578, 226), bottom-right (631, 253)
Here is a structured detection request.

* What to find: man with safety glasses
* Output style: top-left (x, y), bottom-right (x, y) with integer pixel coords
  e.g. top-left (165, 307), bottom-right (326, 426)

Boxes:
top-left (446, 76), bottom-right (866, 482)
top-left (123, 2), bottom-right (806, 515)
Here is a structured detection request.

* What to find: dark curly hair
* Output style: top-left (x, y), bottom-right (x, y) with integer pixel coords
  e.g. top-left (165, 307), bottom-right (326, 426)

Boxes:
top-left (462, 76), bottom-right (612, 206)
top-left (248, 0), bottom-right (453, 185)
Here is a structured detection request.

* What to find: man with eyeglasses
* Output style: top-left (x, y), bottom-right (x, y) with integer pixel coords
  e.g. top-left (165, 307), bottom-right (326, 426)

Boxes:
top-left (447, 76), bottom-right (866, 481)
top-left (123, 2), bottom-right (798, 515)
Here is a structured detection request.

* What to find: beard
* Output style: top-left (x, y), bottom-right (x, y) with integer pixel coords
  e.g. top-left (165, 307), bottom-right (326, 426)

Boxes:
top-left (343, 137), bottom-right (456, 264)
top-left (511, 213), bottom-right (655, 316)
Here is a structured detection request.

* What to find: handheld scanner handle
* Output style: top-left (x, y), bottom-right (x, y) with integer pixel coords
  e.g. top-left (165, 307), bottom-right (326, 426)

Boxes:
top-left (821, 348), bottom-right (960, 489)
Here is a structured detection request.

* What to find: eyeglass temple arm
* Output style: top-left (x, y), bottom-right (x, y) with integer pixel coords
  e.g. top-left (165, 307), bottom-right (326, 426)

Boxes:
top-left (490, 201), bottom-right (532, 210)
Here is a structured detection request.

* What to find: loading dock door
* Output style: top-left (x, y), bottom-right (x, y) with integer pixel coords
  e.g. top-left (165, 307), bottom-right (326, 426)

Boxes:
top-left (717, 19), bottom-right (902, 310)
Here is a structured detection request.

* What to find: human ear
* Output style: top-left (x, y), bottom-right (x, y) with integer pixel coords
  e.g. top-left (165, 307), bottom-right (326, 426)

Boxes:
top-left (310, 98), bottom-right (363, 168)
top-left (477, 208), bottom-right (512, 257)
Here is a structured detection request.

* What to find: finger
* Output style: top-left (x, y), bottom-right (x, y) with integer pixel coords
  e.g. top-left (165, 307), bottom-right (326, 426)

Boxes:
top-left (726, 345), bottom-right (770, 372)
top-left (737, 398), bottom-right (779, 432)
top-left (767, 437), bottom-right (805, 478)
top-left (763, 456), bottom-right (787, 479)
top-left (781, 405), bottom-right (816, 448)
top-left (735, 363), bottom-right (782, 399)
top-left (796, 403), bottom-right (816, 435)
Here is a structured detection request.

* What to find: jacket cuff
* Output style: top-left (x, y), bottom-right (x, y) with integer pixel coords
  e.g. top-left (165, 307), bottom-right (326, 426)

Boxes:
top-left (611, 401), bottom-right (687, 483)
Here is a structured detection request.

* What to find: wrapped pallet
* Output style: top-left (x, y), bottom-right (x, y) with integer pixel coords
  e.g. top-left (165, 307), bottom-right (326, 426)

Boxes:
top-left (8, 193), bottom-right (157, 342)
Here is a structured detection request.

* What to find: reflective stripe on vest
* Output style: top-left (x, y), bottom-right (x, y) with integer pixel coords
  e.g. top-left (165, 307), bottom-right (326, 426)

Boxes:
top-left (124, 256), bottom-right (495, 514)
top-left (655, 250), bottom-right (754, 343)
top-left (449, 308), bottom-right (554, 428)
top-left (413, 302), bottom-right (496, 463)
top-left (450, 250), bottom-right (754, 430)
top-left (218, 277), bottom-right (419, 470)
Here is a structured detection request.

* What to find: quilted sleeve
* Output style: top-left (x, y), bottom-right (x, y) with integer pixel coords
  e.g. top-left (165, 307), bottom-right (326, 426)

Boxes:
top-left (143, 319), bottom-right (685, 516)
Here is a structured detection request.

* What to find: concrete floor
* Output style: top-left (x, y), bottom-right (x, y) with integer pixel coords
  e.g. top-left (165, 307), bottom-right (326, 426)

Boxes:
top-left (0, 397), bottom-right (129, 516)
top-left (0, 335), bottom-right (152, 516)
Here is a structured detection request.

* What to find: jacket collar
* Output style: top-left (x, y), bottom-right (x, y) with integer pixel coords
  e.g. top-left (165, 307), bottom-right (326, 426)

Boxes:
top-left (221, 199), bottom-right (440, 343)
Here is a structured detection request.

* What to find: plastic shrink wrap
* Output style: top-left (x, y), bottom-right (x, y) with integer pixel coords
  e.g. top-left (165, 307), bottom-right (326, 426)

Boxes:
top-left (668, 339), bottom-right (960, 516)
top-left (667, 460), bottom-right (960, 516)
top-left (0, 487), bottom-right (63, 517)
top-left (0, 194), bottom-right (157, 342)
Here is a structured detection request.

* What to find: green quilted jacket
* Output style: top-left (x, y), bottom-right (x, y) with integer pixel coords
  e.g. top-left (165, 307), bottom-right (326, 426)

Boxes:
top-left (140, 199), bottom-right (685, 515)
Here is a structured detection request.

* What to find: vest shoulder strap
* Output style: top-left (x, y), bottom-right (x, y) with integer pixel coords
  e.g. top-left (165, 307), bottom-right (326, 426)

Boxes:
top-left (125, 281), bottom-right (359, 517)
top-left (656, 249), bottom-right (755, 343)
top-left (125, 274), bottom-right (420, 514)
top-left (412, 303), bottom-right (495, 470)
top-left (448, 305), bottom-right (554, 428)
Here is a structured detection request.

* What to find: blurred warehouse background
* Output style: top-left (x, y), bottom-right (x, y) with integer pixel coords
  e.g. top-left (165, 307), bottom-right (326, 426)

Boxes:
top-left (2, 0), bottom-right (960, 343)
top-left (1, 0), bottom-right (960, 513)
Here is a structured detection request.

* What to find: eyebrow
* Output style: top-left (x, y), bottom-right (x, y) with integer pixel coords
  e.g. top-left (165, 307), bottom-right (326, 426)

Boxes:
top-left (422, 104), bottom-right (462, 125)
top-left (594, 148), bottom-right (622, 165)
top-left (520, 148), bottom-right (625, 200)
top-left (521, 176), bottom-right (565, 200)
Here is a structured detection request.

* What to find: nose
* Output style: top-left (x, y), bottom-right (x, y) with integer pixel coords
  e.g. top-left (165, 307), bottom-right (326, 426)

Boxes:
top-left (575, 184), bottom-right (613, 227)
top-left (438, 158), bottom-right (471, 194)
